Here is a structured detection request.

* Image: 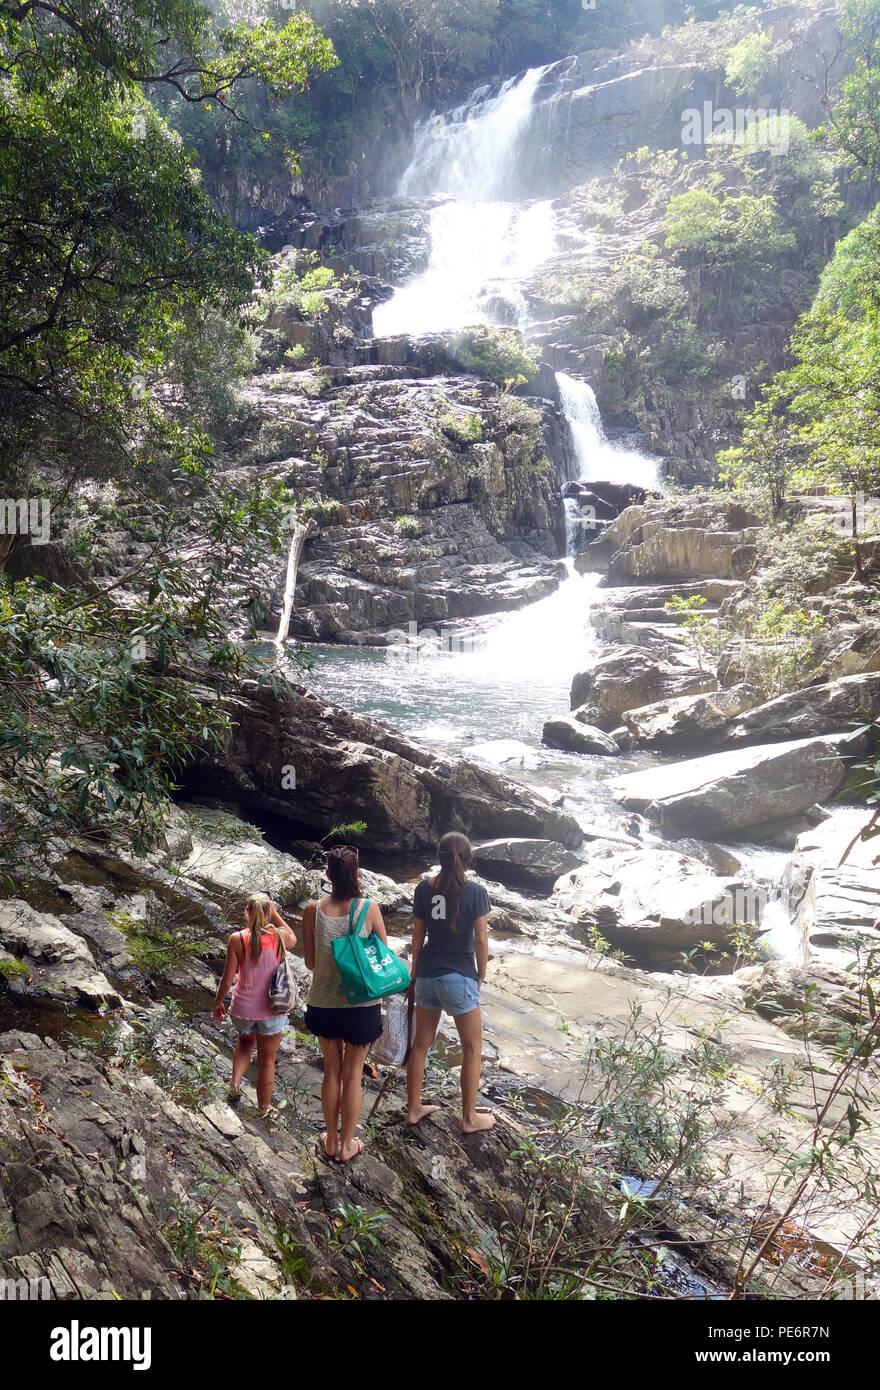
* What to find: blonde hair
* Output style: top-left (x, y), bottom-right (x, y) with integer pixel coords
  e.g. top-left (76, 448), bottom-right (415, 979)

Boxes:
top-left (244, 892), bottom-right (285, 966)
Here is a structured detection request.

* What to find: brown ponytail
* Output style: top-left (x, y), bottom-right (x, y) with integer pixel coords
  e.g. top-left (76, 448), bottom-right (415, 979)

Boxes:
top-left (429, 832), bottom-right (472, 933)
top-left (245, 892), bottom-right (284, 965)
top-left (327, 845), bottom-right (359, 902)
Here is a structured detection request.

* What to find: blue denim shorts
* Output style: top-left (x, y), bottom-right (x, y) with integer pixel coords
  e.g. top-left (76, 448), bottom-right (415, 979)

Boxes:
top-left (230, 1014), bottom-right (289, 1036)
top-left (414, 973), bottom-right (480, 1017)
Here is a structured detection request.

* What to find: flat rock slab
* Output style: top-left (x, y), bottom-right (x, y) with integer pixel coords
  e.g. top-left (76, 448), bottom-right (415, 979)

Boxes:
top-left (608, 734), bottom-right (850, 838)
top-left (472, 837), bottom-right (583, 886)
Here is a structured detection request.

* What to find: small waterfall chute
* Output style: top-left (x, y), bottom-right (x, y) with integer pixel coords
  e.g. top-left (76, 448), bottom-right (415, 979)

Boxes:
top-left (274, 516), bottom-right (317, 653)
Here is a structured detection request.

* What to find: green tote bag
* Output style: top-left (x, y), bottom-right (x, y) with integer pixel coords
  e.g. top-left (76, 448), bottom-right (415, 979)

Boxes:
top-left (332, 898), bottom-right (410, 1006)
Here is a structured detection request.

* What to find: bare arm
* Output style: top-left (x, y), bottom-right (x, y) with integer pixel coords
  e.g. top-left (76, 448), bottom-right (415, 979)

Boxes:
top-left (301, 902), bottom-right (317, 971)
top-left (269, 901), bottom-right (296, 949)
top-left (367, 899), bottom-right (387, 943)
top-left (411, 917), bottom-right (426, 978)
top-left (474, 915), bottom-right (489, 985)
top-left (213, 932), bottom-right (243, 1020)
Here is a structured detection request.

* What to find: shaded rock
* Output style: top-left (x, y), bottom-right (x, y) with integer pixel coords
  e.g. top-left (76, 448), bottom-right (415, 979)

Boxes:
top-left (472, 837), bottom-right (583, 888)
top-left (542, 715), bottom-right (619, 755)
top-left (551, 847), bottom-right (760, 960)
top-left (178, 807), bottom-right (312, 908)
top-left (570, 645), bottom-right (716, 730)
top-left (609, 734), bottom-right (851, 839)
top-left (184, 679), bottom-right (583, 853)
top-left (0, 901), bottom-right (121, 1011)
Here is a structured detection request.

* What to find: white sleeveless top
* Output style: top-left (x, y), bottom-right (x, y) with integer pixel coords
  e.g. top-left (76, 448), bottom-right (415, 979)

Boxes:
top-left (307, 899), bottom-right (375, 1010)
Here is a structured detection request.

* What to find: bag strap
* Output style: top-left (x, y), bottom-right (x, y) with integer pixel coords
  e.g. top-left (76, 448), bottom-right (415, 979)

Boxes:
top-left (347, 897), bottom-right (371, 937)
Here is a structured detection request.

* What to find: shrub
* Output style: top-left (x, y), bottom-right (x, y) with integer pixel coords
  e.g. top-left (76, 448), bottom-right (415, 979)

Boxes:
top-left (300, 497), bottom-right (344, 526)
top-left (451, 326), bottom-right (539, 389)
top-left (437, 408), bottom-right (483, 445)
top-left (395, 515), bottom-right (421, 539)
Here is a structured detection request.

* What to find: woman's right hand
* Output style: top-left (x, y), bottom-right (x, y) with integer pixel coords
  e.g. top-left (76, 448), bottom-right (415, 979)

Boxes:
top-left (213, 1001), bottom-right (226, 1022)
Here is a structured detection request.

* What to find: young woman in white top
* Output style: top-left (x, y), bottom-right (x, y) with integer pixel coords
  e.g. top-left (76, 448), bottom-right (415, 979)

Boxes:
top-left (301, 845), bottom-right (387, 1163)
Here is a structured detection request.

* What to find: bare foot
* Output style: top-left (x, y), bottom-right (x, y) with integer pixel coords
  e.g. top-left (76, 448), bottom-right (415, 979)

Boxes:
top-left (337, 1136), bottom-right (365, 1164)
top-left (406, 1103), bottom-right (441, 1126)
top-left (462, 1109), bottom-right (496, 1134)
top-left (320, 1131), bottom-right (338, 1159)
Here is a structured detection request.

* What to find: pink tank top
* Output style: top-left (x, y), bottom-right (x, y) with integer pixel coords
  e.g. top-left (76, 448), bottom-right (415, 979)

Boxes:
top-left (230, 930), bottom-right (281, 1021)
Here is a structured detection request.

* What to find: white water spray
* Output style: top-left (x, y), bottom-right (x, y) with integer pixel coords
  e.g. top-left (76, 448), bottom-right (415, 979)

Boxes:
top-left (374, 66), bottom-right (557, 338)
top-left (557, 372), bottom-right (660, 491)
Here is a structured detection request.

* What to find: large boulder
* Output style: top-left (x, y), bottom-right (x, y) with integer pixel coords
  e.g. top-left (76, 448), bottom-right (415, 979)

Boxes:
top-left (570, 645), bottom-right (716, 729)
top-left (472, 838), bottom-right (583, 889)
top-left (178, 807), bottom-right (312, 907)
top-left (725, 672), bottom-right (880, 746)
top-left (0, 901), bottom-right (121, 1010)
top-left (621, 684), bottom-right (759, 749)
top-left (183, 680), bottom-right (583, 854)
top-left (542, 715), bottom-right (619, 755)
top-left (576, 499), bottom-right (761, 582)
top-left (783, 808), bottom-right (880, 956)
top-left (551, 847), bottom-right (760, 961)
top-left (609, 734), bottom-right (852, 839)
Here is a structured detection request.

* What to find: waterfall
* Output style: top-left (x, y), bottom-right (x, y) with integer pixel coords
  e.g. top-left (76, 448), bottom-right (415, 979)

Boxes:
top-left (557, 372), bottom-right (660, 493)
top-left (373, 65), bottom-right (557, 339)
top-left (399, 65), bottom-right (550, 201)
top-left (274, 518), bottom-right (316, 653)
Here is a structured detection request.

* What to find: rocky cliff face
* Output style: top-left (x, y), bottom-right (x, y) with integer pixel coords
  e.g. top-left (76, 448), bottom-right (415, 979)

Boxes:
top-left (225, 364), bottom-right (570, 642)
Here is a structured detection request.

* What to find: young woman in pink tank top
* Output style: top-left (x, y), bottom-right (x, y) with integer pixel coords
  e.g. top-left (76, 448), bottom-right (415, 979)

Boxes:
top-left (213, 891), bottom-right (296, 1119)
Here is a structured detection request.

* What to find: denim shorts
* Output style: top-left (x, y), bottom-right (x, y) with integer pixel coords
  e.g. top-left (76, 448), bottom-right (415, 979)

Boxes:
top-left (414, 973), bottom-right (480, 1017)
top-left (230, 1014), bottom-right (289, 1036)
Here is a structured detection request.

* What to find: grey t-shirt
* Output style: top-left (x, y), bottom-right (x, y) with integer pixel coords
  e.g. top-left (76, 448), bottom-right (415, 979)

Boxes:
top-left (413, 876), bottom-right (490, 981)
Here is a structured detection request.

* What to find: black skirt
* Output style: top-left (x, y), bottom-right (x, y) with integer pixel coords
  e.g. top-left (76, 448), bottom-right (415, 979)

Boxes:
top-left (304, 1004), bottom-right (383, 1047)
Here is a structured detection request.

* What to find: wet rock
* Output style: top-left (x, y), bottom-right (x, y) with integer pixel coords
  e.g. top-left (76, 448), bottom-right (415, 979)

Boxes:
top-left (610, 734), bottom-right (851, 838)
top-left (542, 715), bottom-right (619, 755)
top-left (184, 679), bottom-right (583, 853)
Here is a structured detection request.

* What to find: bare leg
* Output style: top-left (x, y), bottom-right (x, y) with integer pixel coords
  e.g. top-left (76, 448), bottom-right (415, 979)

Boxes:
top-left (455, 1006), bottom-right (495, 1133)
top-left (232, 1032), bottom-right (255, 1092)
top-left (406, 1006), bottom-right (442, 1125)
top-left (339, 1042), bottom-right (370, 1161)
top-left (318, 1038), bottom-right (343, 1156)
top-left (255, 1032), bottom-right (284, 1112)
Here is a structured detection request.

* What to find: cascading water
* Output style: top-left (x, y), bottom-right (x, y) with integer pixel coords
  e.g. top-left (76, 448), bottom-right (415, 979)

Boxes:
top-left (373, 66), bottom-right (558, 338)
top-left (309, 62), bottom-right (663, 833)
top-left (302, 62), bottom-right (803, 959)
top-left (557, 372), bottom-right (660, 492)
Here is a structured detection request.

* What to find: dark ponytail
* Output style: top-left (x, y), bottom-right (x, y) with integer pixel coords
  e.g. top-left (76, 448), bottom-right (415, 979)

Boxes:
top-left (429, 832), bottom-right (472, 933)
top-left (327, 845), bottom-right (359, 902)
